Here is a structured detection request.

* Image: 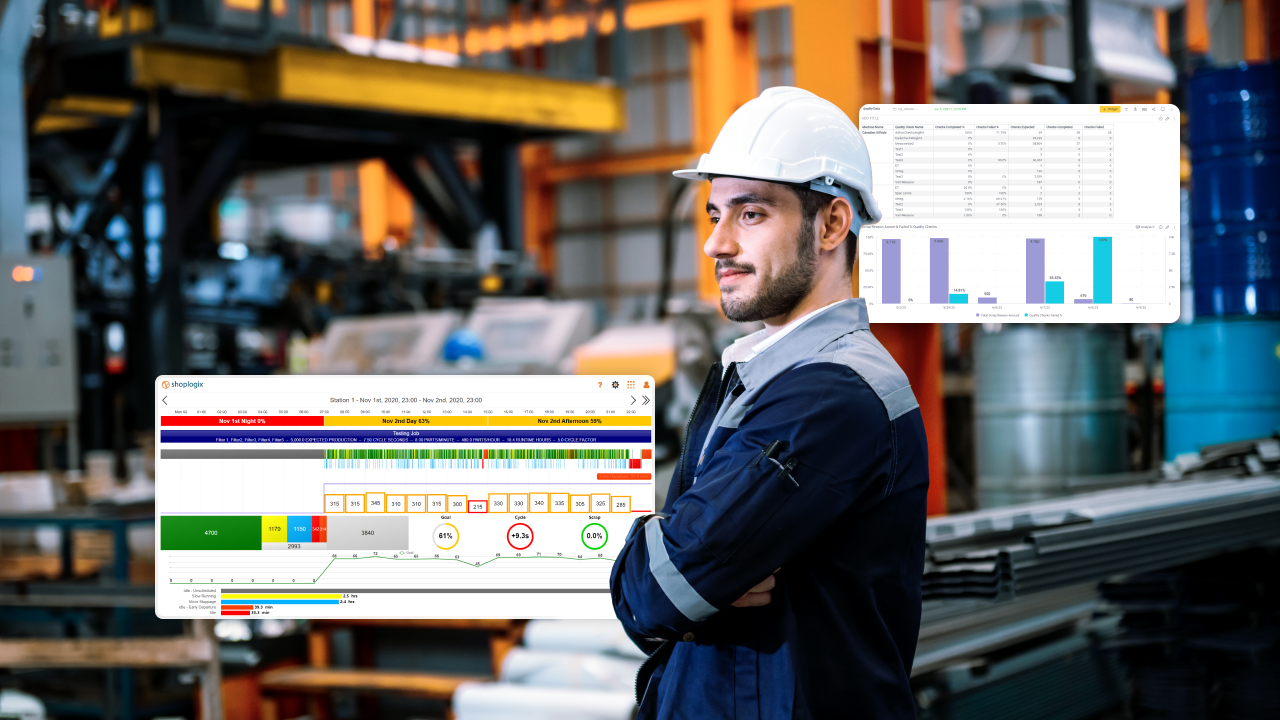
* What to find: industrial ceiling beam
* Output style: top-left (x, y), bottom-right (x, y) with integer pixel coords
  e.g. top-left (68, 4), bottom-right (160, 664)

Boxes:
top-left (127, 44), bottom-right (627, 134)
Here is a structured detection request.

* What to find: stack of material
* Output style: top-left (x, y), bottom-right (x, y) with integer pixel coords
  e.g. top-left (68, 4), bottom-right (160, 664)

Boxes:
top-left (1101, 548), bottom-right (1280, 720)
top-left (453, 620), bottom-right (643, 720)
top-left (923, 476), bottom-right (1280, 601)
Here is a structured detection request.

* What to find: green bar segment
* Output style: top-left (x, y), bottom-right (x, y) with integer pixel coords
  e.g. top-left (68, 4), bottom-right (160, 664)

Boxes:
top-left (161, 515), bottom-right (262, 550)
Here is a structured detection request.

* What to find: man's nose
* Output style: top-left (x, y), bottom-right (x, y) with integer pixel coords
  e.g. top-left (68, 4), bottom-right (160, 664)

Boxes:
top-left (704, 219), bottom-right (739, 260)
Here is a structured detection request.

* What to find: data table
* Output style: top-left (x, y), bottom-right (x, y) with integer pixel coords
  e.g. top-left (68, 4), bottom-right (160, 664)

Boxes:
top-left (860, 105), bottom-right (1179, 323)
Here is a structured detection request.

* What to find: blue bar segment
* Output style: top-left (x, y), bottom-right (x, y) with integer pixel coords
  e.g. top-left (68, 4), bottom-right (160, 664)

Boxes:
top-left (160, 429), bottom-right (653, 444)
top-left (286, 516), bottom-right (312, 543)
top-left (949, 293), bottom-right (968, 304)
top-left (1046, 281), bottom-right (1065, 304)
top-left (1093, 237), bottom-right (1113, 304)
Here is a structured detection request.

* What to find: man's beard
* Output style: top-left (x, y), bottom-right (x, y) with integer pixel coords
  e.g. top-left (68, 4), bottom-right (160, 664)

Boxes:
top-left (718, 221), bottom-right (817, 322)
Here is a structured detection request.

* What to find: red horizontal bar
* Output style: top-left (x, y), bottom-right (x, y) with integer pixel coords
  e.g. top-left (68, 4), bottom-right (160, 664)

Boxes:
top-left (220, 605), bottom-right (253, 610)
top-left (162, 416), bottom-right (325, 426)
top-left (597, 473), bottom-right (652, 480)
top-left (221, 611), bottom-right (251, 616)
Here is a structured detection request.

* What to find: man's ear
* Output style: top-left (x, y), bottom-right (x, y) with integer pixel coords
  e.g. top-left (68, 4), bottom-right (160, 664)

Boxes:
top-left (817, 197), bottom-right (855, 253)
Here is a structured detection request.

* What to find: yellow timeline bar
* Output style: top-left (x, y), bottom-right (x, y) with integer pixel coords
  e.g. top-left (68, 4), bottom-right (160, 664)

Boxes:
top-left (221, 594), bottom-right (343, 599)
top-left (323, 416), bottom-right (650, 426)
top-left (324, 416), bottom-right (488, 426)
top-left (489, 416), bottom-right (650, 426)
top-left (261, 515), bottom-right (287, 543)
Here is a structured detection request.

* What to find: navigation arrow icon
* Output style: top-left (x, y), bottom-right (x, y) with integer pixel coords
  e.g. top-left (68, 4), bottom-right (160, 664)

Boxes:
top-left (162, 396), bottom-right (168, 405)
top-left (643, 396), bottom-right (650, 405)
top-left (631, 396), bottom-right (636, 405)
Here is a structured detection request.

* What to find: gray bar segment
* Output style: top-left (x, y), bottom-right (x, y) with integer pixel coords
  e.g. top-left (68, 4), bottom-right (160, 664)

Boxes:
top-left (327, 516), bottom-right (410, 550)
top-left (645, 516), bottom-right (718, 622)
top-left (161, 449), bottom-right (325, 460)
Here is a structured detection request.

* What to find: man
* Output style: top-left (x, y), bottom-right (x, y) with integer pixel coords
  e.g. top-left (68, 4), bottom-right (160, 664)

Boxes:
top-left (609, 87), bottom-right (929, 719)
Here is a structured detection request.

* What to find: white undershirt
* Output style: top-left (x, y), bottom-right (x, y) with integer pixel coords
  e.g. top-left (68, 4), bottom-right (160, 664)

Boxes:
top-left (720, 300), bottom-right (845, 371)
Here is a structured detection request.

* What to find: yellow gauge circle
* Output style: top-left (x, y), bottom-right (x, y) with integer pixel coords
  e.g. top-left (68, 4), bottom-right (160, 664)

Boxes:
top-left (433, 523), bottom-right (460, 550)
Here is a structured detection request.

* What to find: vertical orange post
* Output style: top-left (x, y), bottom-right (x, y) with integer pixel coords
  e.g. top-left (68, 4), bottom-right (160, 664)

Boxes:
top-left (793, 0), bottom-right (947, 515)
top-left (1186, 0), bottom-right (1210, 54)
top-left (689, 0), bottom-right (738, 304)
top-left (871, 323), bottom-right (948, 516)
top-left (1243, 0), bottom-right (1269, 62)
top-left (792, 0), bottom-right (863, 118)
top-left (522, 143), bottom-right (558, 281)
top-left (358, 161), bottom-right (387, 259)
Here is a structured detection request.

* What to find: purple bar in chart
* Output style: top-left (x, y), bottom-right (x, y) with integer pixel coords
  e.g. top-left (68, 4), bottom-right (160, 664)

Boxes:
top-left (1026, 238), bottom-right (1045, 303)
top-left (1073, 298), bottom-right (1094, 304)
top-left (978, 297), bottom-right (998, 304)
top-left (929, 238), bottom-right (948, 304)
top-left (882, 239), bottom-right (901, 304)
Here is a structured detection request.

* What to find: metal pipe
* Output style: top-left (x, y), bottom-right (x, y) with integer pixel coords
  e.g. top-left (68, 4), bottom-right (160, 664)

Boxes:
top-left (1070, 0), bottom-right (1094, 103)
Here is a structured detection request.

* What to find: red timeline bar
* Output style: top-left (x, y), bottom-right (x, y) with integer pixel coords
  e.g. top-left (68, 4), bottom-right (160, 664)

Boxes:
top-left (161, 416), bottom-right (325, 426)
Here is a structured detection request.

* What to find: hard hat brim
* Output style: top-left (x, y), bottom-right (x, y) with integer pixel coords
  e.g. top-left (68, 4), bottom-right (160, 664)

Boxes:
top-left (672, 168), bottom-right (883, 226)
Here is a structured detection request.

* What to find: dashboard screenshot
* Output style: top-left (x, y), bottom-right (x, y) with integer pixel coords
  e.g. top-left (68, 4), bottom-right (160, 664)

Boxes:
top-left (857, 104), bottom-right (1181, 323)
top-left (153, 375), bottom-right (656, 619)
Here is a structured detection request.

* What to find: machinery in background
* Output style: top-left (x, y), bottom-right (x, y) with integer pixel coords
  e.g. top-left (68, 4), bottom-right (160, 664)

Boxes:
top-left (454, 298), bottom-right (595, 374)
top-left (310, 311), bottom-right (461, 374)
top-left (973, 325), bottom-right (1128, 507)
top-left (0, 255), bottom-right (79, 474)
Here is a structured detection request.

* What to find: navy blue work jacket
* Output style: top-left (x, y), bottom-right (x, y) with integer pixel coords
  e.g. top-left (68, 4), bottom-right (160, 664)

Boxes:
top-left (610, 298), bottom-right (929, 719)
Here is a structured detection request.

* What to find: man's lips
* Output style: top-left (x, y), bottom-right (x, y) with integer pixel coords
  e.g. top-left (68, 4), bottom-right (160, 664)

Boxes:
top-left (718, 268), bottom-right (751, 284)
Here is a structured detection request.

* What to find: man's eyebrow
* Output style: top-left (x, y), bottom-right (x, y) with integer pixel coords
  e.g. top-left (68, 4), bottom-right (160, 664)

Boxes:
top-left (705, 193), bottom-right (780, 214)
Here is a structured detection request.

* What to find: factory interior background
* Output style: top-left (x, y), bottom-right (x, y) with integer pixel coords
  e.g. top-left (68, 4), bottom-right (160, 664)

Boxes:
top-left (2, 0), bottom-right (1280, 718)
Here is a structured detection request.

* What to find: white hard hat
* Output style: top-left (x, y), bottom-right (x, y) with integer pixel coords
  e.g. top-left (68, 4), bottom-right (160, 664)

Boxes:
top-left (674, 86), bottom-right (881, 235)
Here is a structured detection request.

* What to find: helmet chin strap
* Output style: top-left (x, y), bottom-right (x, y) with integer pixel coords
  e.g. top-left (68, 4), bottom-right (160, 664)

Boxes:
top-left (807, 177), bottom-right (866, 239)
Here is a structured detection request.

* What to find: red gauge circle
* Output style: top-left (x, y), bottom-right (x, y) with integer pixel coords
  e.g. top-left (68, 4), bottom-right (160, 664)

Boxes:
top-left (506, 523), bottom-right (534, 550)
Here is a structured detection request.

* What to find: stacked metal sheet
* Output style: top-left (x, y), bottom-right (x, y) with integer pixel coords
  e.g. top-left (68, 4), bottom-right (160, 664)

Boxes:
top-left (923, 475), bottom-right (1280, 602)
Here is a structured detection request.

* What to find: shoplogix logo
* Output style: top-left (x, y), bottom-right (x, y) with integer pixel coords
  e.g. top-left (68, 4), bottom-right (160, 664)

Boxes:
top-left (161, 380), bottom-right (205, 389)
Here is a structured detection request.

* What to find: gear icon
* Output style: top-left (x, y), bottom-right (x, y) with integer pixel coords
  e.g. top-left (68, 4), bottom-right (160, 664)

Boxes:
top-left (611, 381), bottom-right (619, 389)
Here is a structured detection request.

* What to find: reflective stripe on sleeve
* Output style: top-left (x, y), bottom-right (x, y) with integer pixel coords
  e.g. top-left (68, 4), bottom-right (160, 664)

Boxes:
top-left (644, 516), bottom-right (718, 622)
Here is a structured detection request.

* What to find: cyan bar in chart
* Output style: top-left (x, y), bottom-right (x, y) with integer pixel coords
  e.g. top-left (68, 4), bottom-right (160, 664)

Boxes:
top-left (1093, 237), bottom-right (1113, 304)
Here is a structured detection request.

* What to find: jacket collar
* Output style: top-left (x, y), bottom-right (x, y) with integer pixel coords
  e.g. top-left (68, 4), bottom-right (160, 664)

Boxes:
top-left (734, 298), bottom-right (870, 393)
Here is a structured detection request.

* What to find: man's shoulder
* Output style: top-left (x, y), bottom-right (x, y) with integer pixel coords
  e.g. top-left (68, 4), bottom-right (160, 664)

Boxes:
top-left (796, 330), bottom-right (918, 422)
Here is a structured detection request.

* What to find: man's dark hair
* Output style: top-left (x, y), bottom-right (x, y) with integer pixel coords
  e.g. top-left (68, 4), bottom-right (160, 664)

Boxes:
top-left (785, 184), bottom-right (858, 275)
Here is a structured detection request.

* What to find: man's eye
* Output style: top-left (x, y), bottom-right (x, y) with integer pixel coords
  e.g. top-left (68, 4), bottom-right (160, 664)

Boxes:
top-left (710, 216), bottom-right (720, 224)
top-left (743, 212), bottom-right (760, 220)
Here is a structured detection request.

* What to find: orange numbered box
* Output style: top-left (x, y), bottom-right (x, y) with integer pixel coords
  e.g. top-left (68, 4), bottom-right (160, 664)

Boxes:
top-left (386, 495), bottom-right (406, 513)
top-left (448, 496), bottom-right (468, 513)
top-left (549, 493), bottom-right (569, 513)
top-left (530, 493), bottom-right (549, 513)
top-left (571, 495), bottom-right (590, 513)
top-left (345, 494), bottom-right (365, 513)
top-left (407, 495), bottom-right (427, 513)
top-left (612, 496), bottom-right (630, 513)
top-left (591, 494), bottom-right (611, 513)
top-left (509, 494), bottom-right (529, 513)
top-left (365, 493), bottom-right (386, 513)
top-left (488, 494), bottom-right (508, 513)
top-left (427, 495), bottom-right (447, 513)
top-left (325, 494), bottom-right (345, 513)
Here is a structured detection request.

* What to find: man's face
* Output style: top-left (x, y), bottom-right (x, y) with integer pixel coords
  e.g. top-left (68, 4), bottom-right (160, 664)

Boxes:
top-left (705, 177), bottom-right (817, 323)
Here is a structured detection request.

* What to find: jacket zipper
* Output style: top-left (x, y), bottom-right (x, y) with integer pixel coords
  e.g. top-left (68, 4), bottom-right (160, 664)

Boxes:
top-left (674, 363), bottom-right (721, 500)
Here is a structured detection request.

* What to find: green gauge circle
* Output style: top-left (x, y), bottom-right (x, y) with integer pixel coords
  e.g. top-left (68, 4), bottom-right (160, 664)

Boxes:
top-left (581, 523), bottom-right (609, 550)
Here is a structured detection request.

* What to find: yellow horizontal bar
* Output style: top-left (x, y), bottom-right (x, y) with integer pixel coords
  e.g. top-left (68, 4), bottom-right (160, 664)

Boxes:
top-left (1099, 105), bottom-right (1121, 113)
top-left (221, 594), bottom-right (343, 599)
top-left (324, 416), bottom-right (488, 426)
top-left (129, 44), bottom-right (625, 134)
top-left (489, 416), bottom-right (650, 426)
